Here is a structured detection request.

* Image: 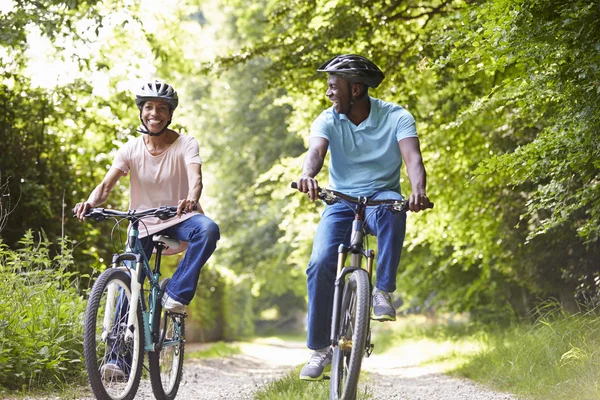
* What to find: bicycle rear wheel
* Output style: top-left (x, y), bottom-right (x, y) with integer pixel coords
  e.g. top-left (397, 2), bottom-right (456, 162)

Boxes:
top-left (148, 278), bottom-right (185, 400)
top-left (83, 268), bottom-right (144, 400)
top-left (330, 269), bottom-right (370, 400)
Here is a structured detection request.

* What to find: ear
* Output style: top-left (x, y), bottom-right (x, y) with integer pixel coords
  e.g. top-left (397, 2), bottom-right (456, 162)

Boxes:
top-left (351, 83), bottom-right (362, 98)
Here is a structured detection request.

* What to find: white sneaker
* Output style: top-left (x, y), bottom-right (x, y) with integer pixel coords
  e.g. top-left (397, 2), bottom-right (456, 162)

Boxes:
top-left (101, 362), bottom-right (126, 382)
top-left (162, 293), bottom-right (186, 313)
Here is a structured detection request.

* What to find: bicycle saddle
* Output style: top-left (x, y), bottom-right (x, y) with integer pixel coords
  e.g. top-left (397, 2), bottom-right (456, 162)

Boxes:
top-left (152, 235), bottom-right (181, 251)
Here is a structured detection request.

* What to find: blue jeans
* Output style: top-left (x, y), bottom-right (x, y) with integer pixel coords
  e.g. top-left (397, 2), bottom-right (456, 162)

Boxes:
top-left (142, 214), bottom-right (220, 304)
top-left (306, 190), bottom-right (406, 350)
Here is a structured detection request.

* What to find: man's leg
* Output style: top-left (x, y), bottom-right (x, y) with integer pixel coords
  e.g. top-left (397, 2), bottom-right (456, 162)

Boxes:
top-left (365, 190), bottom-right (407, 320)
top-left (161, 214), bottom-right (220, 305)
top-left (301, 202), bottom-right (353, 380)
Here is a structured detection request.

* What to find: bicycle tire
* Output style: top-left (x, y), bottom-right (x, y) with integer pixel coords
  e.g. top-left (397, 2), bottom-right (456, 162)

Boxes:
top-left (330, 269), bottom-right (370, 400)
top-left (148, 278), bottom-right (185, 400)
top-left (83, 268), bottom-right (144, 400)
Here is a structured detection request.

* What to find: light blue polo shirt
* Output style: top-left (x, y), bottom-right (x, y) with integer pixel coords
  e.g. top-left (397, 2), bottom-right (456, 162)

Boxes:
top-left (310, 97), bottom-right (417, 197)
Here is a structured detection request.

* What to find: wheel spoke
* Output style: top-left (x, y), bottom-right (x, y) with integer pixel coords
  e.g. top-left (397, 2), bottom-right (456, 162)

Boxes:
top-left (83, 269), bottom-right (144, 400)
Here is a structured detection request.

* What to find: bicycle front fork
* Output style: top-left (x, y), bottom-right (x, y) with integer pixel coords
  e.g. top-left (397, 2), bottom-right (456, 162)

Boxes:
top-left (329, 244), bottom-right (375, 346)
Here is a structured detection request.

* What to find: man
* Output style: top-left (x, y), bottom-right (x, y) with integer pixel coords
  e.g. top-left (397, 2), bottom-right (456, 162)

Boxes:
top-left (294, 54), bottom-right (430, 381)
top-left (74, 80), bottom-right (219, 323)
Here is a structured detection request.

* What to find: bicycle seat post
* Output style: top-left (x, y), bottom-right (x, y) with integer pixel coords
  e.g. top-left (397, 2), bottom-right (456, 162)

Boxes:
top-left (153, 243), bottom-right (164, 274)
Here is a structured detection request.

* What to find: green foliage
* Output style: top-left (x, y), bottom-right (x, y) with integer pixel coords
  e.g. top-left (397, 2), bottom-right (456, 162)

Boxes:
top-left (455, 303), bottom-right (600, 400)
top-left (1, 0), bottom-right (598, 362)
top-left (214, 0), bottom-right (600, 316)
top-left (0, 232), bottom-right (86, 391)
top-left (222, 274), bottom-right (255, 340)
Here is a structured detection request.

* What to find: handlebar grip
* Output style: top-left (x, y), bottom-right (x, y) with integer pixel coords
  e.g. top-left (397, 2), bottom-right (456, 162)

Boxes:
top-left (291, 182), bottom-right (298, 189)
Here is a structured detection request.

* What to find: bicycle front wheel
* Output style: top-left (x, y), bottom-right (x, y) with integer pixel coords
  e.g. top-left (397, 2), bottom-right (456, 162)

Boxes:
top-left (83, 268), bottom-right (144, 400)
top-left (148, 278), bottom-right (185, 400)
top-left (330, 269), bottom-right (370, 400)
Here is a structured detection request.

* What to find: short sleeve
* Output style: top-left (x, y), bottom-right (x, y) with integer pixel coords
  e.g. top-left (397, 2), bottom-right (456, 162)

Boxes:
top-left (309, 110), bottom-right (332, 141)
top-left (395, 109), bottom-right (418, 142)
top-left (111, 144), bottom-right (131, 175)
top-left (183, 137), bottom-right (202, 165)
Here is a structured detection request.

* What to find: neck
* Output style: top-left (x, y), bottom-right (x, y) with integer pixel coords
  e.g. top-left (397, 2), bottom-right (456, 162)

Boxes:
top-left (347, 96), bottom-right (370, 125)
top-left (144, 129), bottom-right (177, 148)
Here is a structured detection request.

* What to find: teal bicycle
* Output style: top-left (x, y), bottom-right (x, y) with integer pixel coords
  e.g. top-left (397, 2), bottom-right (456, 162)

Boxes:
top-left (80, 206), bottom-right (186, 400)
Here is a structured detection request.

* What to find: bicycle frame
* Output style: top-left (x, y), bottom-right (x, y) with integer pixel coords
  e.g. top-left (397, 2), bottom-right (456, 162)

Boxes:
top-left (329, 198), bottom-right (375, 349)
top-left (100, 215), bottom-right (179, 353)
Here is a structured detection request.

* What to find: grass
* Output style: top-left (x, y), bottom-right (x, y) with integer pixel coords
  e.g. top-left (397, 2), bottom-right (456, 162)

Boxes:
top-left (254, 366), bottom-right (374, 400)
top-left (186, 341), bottom-right (242, 359)
top-left (452, 306), bottom-right (600, 400)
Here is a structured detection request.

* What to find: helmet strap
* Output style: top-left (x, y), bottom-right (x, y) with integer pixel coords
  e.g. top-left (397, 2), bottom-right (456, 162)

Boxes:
top-left (346, 81), bottom-right (355, 115)
top-left (137, 111), bottom-right (172, 136)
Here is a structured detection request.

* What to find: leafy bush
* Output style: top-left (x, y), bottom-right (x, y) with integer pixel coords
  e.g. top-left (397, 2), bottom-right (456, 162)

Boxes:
top-left (0, 231), bottom-right (86, 391)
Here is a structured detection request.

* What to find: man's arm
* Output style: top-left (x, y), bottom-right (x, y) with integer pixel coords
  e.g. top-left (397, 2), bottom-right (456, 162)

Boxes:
top-left (399, 137), bottom-right (430, 212)
top-left (297, 137), bottom-right (329, 201)
top-left (74, 167), bottom-right (125, 220)
top-left (178, 163), bottom-right (204, 216)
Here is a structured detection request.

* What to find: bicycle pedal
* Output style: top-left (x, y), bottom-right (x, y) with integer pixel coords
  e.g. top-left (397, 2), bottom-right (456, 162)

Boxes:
top-left (166, 310), bottom-right (187, 317)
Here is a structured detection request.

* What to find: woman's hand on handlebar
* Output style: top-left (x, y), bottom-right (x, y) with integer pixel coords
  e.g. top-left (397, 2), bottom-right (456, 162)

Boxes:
top-left (177, 199), bottom-right (202, 216)
top-left (73, 201), bottom-right (95, 221)
top-left (295, 175), bottom-right (320, 202)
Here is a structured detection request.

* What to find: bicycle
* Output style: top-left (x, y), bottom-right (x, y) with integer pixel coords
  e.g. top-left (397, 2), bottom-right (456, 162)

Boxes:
top-left (291, 183), bottom-right (433, 400)
top-left (78, 206), bottom-right (187, 400)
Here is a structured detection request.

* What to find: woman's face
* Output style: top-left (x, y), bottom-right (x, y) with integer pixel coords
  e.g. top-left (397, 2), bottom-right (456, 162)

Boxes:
top-left (141, 100), bottom-right (172, 134)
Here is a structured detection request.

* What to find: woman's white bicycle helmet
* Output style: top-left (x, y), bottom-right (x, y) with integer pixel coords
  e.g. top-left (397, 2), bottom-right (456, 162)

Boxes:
top-left (135, 80), bottom-right (179, 111)
top-left (135, 80), bottom-right (178, 136)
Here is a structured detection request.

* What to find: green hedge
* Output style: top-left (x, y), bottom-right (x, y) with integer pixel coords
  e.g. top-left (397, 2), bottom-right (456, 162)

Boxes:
top-left (0, 231), bottom-right (86, 391)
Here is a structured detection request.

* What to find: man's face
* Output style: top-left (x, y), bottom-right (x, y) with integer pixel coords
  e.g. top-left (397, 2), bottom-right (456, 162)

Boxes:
top-left (141, 100), bottom-right (172, 134)
top-left (326, 75), bottom-right (352, 115)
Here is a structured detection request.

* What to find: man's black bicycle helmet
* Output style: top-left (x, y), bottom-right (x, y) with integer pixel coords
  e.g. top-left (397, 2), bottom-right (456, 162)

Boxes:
top-left (135, 80), bottom-right (179, 111)
top-left (317, 54), bottom-right (385, 88)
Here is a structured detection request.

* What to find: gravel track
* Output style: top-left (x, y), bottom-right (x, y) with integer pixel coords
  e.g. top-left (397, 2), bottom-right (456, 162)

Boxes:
top-left (6, 338), bottom-right (517, 400)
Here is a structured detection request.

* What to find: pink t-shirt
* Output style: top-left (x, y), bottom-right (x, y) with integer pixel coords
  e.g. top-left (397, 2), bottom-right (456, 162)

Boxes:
top-left (111, 133), bottom-right (202, 241)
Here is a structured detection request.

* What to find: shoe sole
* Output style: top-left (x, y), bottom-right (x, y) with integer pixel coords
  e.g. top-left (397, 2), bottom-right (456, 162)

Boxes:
top-left (370, 312), bottom-right (396, 322)
top-left (299, 363), bottom-right (331, 381)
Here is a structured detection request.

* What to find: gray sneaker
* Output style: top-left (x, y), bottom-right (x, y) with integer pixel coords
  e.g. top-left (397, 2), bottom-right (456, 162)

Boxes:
top-left (372, 288), bottom-right (396, 321)
top-left (299, 348), bottom-right (332, 381)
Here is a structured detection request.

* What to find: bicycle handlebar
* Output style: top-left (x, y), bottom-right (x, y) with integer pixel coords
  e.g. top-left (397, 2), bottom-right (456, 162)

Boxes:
top-left (290, 182), bottom-right (434, 210)
top-left (73, 206), bottom-right (180, 222)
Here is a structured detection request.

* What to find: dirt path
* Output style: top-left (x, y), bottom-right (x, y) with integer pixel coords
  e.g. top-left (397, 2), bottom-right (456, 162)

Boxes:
top-left (128, 338), bottom-right (516, 400)
top-left (9, 338), bottom-right (517, 400)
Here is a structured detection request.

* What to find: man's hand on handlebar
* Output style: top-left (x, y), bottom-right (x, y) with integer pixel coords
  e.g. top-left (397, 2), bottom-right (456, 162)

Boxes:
top-left (295, 175), bottom-right (320, 202)
top-left (73, 201), bottom-right (95, 221)
top-left (408, 192), bottom-right (432, 213)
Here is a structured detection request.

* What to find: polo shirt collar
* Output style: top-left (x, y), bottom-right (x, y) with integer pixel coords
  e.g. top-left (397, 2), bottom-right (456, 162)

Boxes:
top-left (335, 97), bottom-right (379, 129)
